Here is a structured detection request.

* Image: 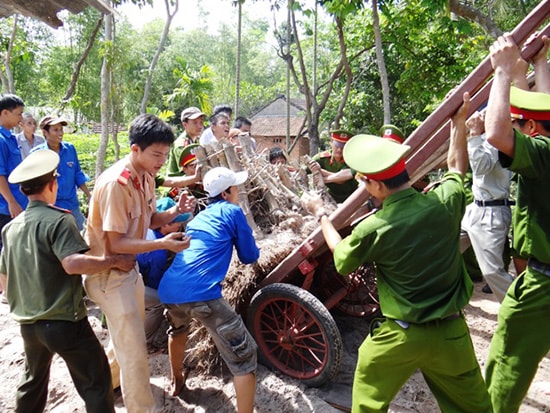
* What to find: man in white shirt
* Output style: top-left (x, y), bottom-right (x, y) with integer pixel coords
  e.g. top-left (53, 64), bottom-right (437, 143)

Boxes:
top-left (460, 110), bottom-right (514, 302)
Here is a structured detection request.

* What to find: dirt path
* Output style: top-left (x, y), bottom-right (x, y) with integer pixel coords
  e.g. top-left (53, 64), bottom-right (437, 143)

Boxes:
top-left (1, 282), bottom-right (549, 412)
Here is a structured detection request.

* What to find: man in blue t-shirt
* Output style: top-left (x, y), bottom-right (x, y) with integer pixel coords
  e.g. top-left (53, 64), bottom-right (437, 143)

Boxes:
top-left (0, 94), bottom-right (26, 301)
top-left (0, 95), bottom-right (27, 245)
top-left (159, 167), bottom-right (259, 413)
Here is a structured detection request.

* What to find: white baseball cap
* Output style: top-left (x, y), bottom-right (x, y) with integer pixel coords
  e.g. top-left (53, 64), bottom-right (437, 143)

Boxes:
top-left (203, 167), bottom-right (248, 197)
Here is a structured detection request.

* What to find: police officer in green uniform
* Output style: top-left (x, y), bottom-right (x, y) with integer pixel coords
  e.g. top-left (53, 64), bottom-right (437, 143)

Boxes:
top-left (157, 144), bottom-right (207, 215)
top-left (0, 150), bottom-right (135, 413)
top-left (380, 123), bottom-right (431, 192)
top-left (484, 33), bottom-right (550, 413)
top-left (167, 106), bottom-right (205, 177)
top-left (379, 124), bottom-right (405, 144)
top-left (156, 143), bottom-right (205, 200)
top-left (309, 129), bottom-right (358, 203)
top-left (310, 95), bottom-right (491, 412)
top-left (172, 143), bottom-right (206, 200)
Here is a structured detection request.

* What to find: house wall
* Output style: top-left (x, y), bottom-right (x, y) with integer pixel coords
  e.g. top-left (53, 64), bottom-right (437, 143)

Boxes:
top-left (254, 135), bottom-right (309, 164)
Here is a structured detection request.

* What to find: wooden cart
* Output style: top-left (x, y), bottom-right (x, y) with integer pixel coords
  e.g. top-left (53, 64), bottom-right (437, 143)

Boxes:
top-left (245, 2), bottom-right (550, 387)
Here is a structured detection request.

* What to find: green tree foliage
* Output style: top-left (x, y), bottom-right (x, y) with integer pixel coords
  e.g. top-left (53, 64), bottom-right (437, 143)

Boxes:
top-left (39, 8), bottom-right (104, 121)
top-left (5, 0), bottom-right (545, 146)
top-left (164, 57), bottom-right (214, 121)
top-left (336, 0), bottom-right (492, 136)
top-left (0, 16), bottom-right (50, 102)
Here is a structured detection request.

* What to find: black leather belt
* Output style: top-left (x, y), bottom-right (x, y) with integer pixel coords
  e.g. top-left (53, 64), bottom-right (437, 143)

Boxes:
top-left (528, 258), bottom-right (550, 277)
top-left (474, 199), bottom-right (515, 207)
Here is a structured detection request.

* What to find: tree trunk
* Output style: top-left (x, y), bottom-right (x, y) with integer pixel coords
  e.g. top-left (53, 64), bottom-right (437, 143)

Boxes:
top-left (96, 12), bottom-right (113, 177)
top-left (140, 0), bottom-right (178, 114)
top-left (371, 0), bottom-right (391, 124)
top-left (60, 15), bottom-right (104, 112)
top-left (1, 16), bottom-right (17, 94)
top-left (234, 0), bottom-right (242, 117)
top-left (285, 0), bottom-right (292, 152)
top-left (332, 17), bottom-right (353, 130)
top-left (449, 0), bottom-right (502, 38)
top-left (276, 3), bottom-right (353, 156)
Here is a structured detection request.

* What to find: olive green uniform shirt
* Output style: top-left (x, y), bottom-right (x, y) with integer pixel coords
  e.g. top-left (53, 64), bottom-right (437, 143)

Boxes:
top-left (312, 151), bottom-right (358, 203)
top-left (501, 130), bottom-right (550, 263)
top-left (167, 131), bottom-right (194, 177)
top-left (333, 172), bottom-right (472, 323)
top-left (0, 201), bottom-right (89, 324)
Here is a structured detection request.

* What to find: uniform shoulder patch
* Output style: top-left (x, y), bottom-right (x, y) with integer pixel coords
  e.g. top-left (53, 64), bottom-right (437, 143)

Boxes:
top-left (117, 168), bottom-right (131, 186)
top-left (47, 204), bottom-right (71, 213)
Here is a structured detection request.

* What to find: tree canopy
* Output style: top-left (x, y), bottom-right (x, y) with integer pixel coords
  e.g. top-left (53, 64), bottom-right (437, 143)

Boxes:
top-left (1, 0), bottom-right (545, 147)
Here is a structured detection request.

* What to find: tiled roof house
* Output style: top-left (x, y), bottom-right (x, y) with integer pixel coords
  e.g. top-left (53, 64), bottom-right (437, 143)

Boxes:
top-left (250, 95), bottom-right (309, 162)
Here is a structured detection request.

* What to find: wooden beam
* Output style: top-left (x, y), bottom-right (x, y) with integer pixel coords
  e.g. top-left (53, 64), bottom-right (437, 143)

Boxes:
top-left (264, 3), bottom-right (550, 287)
top-left (404, 1), bottom-right (550, 177)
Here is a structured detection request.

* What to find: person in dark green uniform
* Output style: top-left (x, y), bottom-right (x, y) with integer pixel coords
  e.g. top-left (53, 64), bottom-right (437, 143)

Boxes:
top-left (308, 94), bottom-right (491, 413)
top-left (167, 106), bottom-right (205, 177)
top-left (379, 124), bottom-right (405, 144)
top-left (380, 124), bottom-right (430, 192)
top-left (484, 33), bottom-right (550, 413)
top-left (156, 143), bottom-right (205, 201)
top-left (308, 130), bottom-right (358, 203)
top-left (0, 150), bottom-right (136, 413)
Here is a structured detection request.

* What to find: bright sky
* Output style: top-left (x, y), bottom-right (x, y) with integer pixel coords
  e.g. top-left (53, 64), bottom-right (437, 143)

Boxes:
top-left (117, 0), bottom-right (286, 33)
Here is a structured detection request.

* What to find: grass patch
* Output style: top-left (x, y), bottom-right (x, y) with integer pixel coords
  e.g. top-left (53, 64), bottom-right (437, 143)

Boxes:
top-left (66, 132), bottom-right (132, 181)
top-left (65, 132), bottom-right (131, 215)
top-left (65, 132), bottom-right (172, 216)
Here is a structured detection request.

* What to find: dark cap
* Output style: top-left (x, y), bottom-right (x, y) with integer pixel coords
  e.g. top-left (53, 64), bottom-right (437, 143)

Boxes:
top-left (181, 107), bottom-right (206, 122)
top-left (379, 124), bottom-right (405, 143)
top-left (39, 115), bottom-right (68, 130)
top-left (9, 150), bottom-right (60, 186)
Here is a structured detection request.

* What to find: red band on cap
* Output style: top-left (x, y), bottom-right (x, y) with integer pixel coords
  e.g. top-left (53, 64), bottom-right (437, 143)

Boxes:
top-left (365, 158), bottom-right (406, 181)
top-left (510, 105), bottom-right (550, 121)
top-left (383, 132), bottom-right (404, 143)
top-left (181, 153), bottom-right (196, 167)
top-left (332, 133), bottom-right (350, 143)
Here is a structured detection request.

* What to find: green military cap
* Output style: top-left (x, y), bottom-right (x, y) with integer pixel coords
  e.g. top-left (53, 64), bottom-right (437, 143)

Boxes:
top-left (343, 134), bottom-right (410, 180)
top-left (379, 124), bottom-right (405, 143)
top-left (510, 86), bottom-right (550, 121)
top-left (180, 143), bottom-right (200, 167)
top-left (329, 129), bottom-right (353, 145)
top-left (9, 150), bottom-right (60, 186)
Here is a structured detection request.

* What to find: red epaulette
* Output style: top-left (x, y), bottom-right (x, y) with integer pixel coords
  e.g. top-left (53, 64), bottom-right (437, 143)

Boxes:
top-left (117, 168), bottom-right (131, 186)
top-left (47, 204), bottom-right (71, 213)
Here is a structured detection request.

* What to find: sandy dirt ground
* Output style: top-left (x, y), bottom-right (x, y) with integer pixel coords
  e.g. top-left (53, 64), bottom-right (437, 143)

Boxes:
top-left (1, 281), bottom-right (549, 413)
